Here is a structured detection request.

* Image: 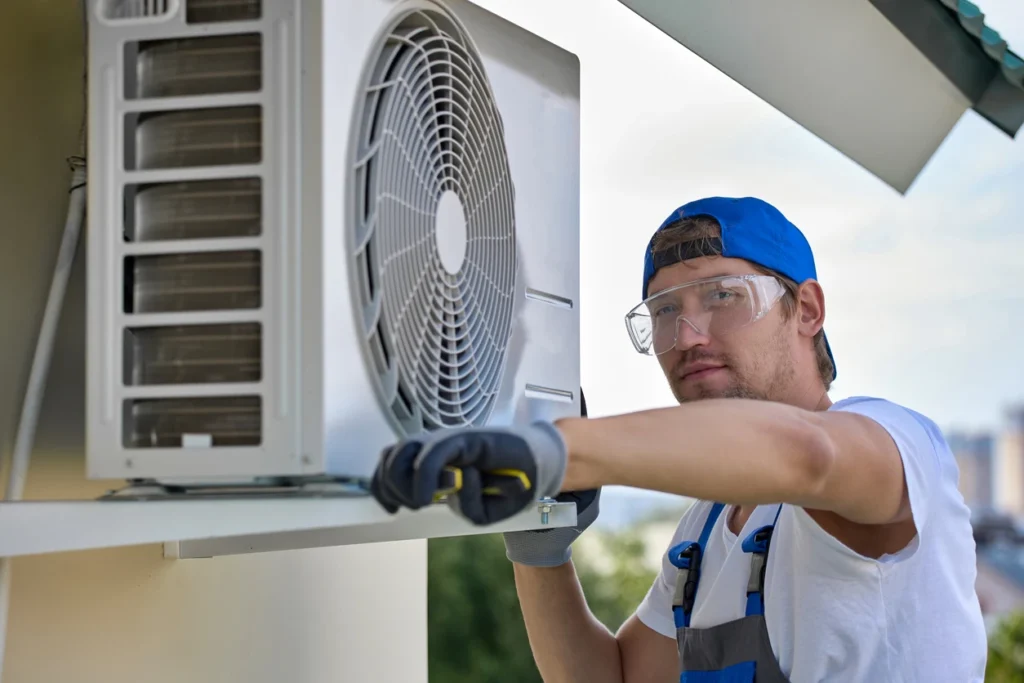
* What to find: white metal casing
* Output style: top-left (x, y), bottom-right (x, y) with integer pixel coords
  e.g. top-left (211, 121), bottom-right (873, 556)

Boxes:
top-left (85, 0), bottom-right (581, 483)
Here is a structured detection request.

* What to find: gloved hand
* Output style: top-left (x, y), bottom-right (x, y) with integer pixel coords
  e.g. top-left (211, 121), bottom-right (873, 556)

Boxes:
top-left (503, 387), bottom-right (601, 567)
top-left (502, 487), bottom-right (600, 567)
top-left (368, 420), bottom-right (569, 526)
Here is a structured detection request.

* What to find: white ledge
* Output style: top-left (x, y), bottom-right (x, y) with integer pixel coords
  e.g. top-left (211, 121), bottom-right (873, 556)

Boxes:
top-left (0, 496), bottom-right (577, 559)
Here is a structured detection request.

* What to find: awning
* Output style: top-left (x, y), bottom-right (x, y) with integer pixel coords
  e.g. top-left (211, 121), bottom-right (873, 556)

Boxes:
top-left (617, 0), bottom-right (1024, 193)
top-left (875, 0), bottom-right (1024, 137)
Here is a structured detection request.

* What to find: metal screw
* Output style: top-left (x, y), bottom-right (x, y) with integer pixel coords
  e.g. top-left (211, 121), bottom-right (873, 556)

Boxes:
top-left (125, 459), bottom-right (133, 469)
top-left (539, 499), bottom-right (553, 524)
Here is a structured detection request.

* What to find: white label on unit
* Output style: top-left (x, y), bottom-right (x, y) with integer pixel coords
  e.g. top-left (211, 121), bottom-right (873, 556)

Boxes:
top-left (182, 434), bottom-right (213, 449)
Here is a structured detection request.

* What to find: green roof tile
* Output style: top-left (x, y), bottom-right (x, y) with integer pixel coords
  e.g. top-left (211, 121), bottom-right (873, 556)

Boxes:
top-left (937, 0), bottom-right (1024, 89)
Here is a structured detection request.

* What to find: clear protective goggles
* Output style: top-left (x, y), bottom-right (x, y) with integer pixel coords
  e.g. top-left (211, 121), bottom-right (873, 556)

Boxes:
top-left (625, 274), bottom-right (786, 356)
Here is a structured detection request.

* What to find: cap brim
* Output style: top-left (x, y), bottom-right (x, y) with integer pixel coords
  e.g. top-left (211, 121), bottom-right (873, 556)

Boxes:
top-left (822, 331), bottom-right (838, 382)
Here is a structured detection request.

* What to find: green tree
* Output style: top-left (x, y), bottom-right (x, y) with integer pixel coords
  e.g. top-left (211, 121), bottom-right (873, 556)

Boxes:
top-left (428, 533), bottom-right (542, 683)
top-left (987, 611), bottom-right (1024, 682)
top-left (427, 529), bottom-right (658, 683)
top-left (575, 532), bottom-right (660, 632)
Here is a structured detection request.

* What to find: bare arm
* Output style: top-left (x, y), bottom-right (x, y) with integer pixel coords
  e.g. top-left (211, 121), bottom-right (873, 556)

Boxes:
top-left (513, 561), bottom-right (679, 683)
top-left (513, 562), bottom-right (620, 683)
top-left (618, 613), bottom-right (681, 683)
top-left (555, 398), bottom-right (910, 527)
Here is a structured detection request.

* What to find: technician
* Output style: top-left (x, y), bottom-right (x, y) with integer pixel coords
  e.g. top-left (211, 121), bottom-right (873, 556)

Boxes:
top-left (370, 196), bottom-right (988, 681)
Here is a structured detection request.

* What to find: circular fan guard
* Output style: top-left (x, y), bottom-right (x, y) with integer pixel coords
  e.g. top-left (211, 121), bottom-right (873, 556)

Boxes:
top-left (350, 2), bottom-right (517, 436)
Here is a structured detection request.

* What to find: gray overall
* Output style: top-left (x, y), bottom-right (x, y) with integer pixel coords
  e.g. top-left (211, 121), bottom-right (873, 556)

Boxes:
top-left (668, 502), bottom-right (791, 682)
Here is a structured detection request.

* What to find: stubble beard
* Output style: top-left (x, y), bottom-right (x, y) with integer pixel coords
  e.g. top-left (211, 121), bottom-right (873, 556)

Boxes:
top-left (671, 371), bottom-right (768, 404)
top-left (671, 327), bottom-right (795, 405)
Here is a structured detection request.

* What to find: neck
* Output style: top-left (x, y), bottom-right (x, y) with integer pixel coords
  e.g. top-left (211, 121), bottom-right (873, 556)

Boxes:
top-left (777, 369), bottom-right (831, 412)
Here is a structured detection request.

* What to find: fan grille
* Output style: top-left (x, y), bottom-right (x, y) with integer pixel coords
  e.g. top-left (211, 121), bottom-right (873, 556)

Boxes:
top-left (351, 3), bottom-right (517, 436)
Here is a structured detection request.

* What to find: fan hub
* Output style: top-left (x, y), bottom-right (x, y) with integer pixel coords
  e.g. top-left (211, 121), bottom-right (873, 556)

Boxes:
top-left (434, 189), bottom-right (468, 275)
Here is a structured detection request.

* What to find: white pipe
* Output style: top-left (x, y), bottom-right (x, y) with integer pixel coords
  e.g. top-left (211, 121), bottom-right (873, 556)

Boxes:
top-left (2, 157), bottom-right (87, 503)
top-left (0, 0), bottom-right (88, 668)
top-left (0, 150), bottom-right (86, 679)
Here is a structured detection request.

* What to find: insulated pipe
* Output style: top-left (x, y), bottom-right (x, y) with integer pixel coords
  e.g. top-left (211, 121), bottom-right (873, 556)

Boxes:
top-left (0, 148), bottom-right (87, 681)
top-left (0, 1), bottom-right (88, 675)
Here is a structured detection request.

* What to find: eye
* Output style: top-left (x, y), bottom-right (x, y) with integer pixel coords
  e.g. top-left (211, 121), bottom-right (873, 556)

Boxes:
top-left (653, 304), bottom-right (677, 319)
top-left (706, 288), bottom-right (743, 306)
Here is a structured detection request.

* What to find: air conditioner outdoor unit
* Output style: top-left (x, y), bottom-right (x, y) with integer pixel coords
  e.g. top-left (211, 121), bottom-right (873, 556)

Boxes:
top-left (84, 0), bottom-right (581, 490)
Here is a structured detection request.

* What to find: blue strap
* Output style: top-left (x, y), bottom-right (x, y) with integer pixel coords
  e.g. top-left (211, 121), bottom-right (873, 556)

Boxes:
top-left (699, 502), bottom-right (724, 549)
top-left (740, 504), bottom-right (783, 617)
top-left (680, 660), bottom-right (756, 682)
top-left (744, 590), bottom-right (764, 617)
top-left (668, 502), bottom-right (725, 628)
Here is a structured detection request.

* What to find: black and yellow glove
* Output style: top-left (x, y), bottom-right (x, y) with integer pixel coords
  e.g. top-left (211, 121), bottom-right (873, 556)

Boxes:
top-left (368, 421), bottom-right (568, 526)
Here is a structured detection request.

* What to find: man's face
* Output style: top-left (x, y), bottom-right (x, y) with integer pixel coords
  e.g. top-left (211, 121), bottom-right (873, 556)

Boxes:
top-left (645, 256), bottom-right (796, 404)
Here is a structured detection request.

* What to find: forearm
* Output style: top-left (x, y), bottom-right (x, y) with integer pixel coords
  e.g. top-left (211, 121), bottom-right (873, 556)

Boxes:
top-left (513, 561), bottom-right (623, 683)
top-left (556, 398), bottom-right (832, 508)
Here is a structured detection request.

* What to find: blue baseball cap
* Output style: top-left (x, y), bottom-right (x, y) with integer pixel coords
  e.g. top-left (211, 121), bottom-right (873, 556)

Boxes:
top-left (641, 196), bottom-right (836, 381)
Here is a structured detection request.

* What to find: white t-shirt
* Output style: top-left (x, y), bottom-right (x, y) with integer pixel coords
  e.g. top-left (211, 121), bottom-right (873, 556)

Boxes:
top-left (635, 396), bottom-right (988, 682)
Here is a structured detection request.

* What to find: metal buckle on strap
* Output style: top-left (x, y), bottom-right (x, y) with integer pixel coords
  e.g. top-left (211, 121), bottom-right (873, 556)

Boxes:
top-left (669, 541), bottom-right (702, 614)
top-left (741, 525), bottom-right (774, 595)
top-left (747, 552), bottom-right (766, 594)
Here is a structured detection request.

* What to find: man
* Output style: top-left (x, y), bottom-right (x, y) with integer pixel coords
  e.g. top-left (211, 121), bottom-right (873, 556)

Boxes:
top-left (370, 196), bottom-right (987, 681)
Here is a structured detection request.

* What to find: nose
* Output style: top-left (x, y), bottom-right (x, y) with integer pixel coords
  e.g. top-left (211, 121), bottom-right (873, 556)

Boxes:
top-left (673, 316), bottom-right (710, 352)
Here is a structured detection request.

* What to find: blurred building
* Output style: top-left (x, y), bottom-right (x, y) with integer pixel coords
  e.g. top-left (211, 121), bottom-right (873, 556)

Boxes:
top-left (972, 510), bottom-right (1024, 632)
top-left (995, 406), bottom-right (1024, 515)
top-left (948, 431), bottom-right (995, 510)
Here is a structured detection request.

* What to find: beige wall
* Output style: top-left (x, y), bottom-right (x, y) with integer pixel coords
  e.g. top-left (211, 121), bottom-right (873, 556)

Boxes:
top-left (0, 2), bottom-right (427, 681)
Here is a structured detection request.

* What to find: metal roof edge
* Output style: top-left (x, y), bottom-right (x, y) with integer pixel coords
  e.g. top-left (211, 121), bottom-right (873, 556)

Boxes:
top-left (937, 0), bottom-right (1024, 89)
top-left (871, 0), bottom-right (1024, 135)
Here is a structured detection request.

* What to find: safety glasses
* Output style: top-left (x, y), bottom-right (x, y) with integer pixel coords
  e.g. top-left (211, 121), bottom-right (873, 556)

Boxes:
top-left (624, 274), bottom-right (786, 356)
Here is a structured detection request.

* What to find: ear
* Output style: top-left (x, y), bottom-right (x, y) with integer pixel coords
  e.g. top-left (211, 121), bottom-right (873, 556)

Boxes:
top-left (795, 280), bottom-right (826, 340)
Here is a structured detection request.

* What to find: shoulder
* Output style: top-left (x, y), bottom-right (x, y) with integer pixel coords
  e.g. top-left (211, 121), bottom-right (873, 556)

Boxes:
top-left (634, 499), bottom-right (721, 639)
top-left (660, 499), bottom-right (720, 545)
top-left (829, 395), bottom-right (941, 435)
top-left (797, 395), bottom-right (960, 560)
top-left (827, 395), bottom-right (952, 475)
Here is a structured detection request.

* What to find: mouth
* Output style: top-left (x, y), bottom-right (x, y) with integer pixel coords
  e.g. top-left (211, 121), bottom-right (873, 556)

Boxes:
top-left (679, 364), bottom-right (726, 382)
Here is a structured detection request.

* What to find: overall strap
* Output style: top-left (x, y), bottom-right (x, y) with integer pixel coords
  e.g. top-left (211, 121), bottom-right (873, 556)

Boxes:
top-left (668, 502), bottom-right (725, 628)
top-left (740, 504), bottom-right (784, 617)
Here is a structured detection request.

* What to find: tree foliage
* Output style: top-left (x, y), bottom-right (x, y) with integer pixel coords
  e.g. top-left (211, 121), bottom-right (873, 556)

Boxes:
top-left (427, 529), bottom-right (658, 683)
top-left (987, 611), bottom-right (1024, 682)
top-left (427, 533), bottom-right (540, 683)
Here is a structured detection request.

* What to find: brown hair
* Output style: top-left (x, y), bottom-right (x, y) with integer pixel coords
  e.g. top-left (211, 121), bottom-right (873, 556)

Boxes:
top-left (651, 216), bottom-right (834, 390)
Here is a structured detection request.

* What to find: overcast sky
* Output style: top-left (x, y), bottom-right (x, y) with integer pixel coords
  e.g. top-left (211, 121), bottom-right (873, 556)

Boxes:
top-left (473, 0), bottom-right (1024, 438)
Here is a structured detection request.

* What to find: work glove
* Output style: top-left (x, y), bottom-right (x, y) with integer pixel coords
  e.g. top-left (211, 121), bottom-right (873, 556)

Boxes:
top-left (368, 420), bottom-right (569, 526)
top-left (502, 488), bottom-right (601, 567)
top-left (503, 388), bottom-right (601, 567)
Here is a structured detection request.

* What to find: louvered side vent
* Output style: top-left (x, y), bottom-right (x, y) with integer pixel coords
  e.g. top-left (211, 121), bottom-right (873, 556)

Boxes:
top-left (119, 8), bottom-right (266, 453)
top-left (187, 0), bottom-right (261, 23)
top-left (102, 0), bottom-right (174, 20)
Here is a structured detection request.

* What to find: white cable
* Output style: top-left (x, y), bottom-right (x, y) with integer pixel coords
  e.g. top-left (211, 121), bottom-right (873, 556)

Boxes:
top-left (0, 2), bottom-right (88, 674)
